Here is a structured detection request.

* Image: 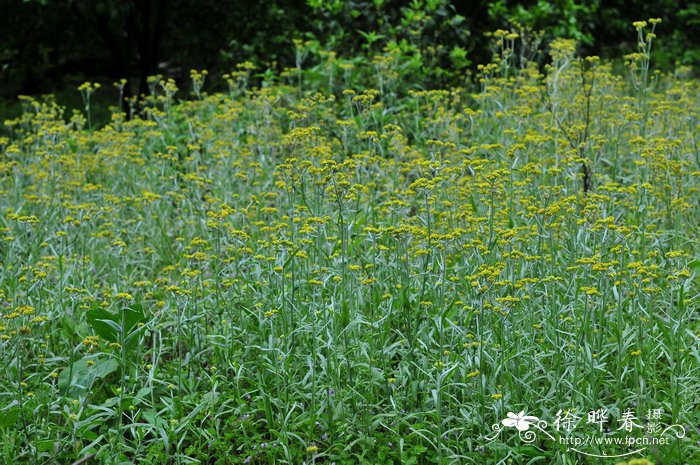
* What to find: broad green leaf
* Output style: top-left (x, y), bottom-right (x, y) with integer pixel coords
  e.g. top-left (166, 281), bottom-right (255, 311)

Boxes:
top-left (0, 408), bottom-right (20, 429)
top-left (86, 305), bottom-right (146, 346)
top-left (123, 304), bottom-right (145, 335)
top-left (58, 356), bottom-right (119, 398)
top-left (86, 308), bottom-right (119, 342)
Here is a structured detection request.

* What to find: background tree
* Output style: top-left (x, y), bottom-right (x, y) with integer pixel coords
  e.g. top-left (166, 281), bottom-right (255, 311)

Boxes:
top-left (0, 0), bottom-right (698, 102)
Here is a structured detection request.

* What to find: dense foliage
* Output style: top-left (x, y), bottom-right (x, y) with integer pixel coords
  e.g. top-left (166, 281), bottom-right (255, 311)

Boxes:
top-left (0, 21), bottom-right (698, 464)
top-left (2, 0), bottom-right (700, 98)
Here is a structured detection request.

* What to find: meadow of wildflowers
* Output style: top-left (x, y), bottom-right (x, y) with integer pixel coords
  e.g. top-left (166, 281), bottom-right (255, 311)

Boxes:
top-left (0, 22), bottom-right (698, 465)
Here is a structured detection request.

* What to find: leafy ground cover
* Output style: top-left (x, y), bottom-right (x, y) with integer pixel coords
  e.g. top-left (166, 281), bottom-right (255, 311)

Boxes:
top-left (0, 25), bottom-right (699, 465)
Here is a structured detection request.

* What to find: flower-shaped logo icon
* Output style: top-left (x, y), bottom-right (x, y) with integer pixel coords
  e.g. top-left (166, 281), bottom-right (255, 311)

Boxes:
top-left (501, 411), bottom-right (539, 431)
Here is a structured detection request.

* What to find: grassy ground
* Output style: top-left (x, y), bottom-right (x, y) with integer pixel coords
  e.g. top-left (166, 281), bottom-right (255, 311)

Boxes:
top-left (0, 34), bottom-right (698, 465)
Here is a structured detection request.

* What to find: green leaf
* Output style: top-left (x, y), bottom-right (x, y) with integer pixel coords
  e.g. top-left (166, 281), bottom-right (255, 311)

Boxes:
top-left (123, 304), bottom-right (145, 335)
top-left (513, 445), bottom-right (550, 457)
top-left (58, 356), bottom-right (119, 398)
top-left (136, 387), bottom-right (152, 399)
top-left (60, 315), bottom-right (87, 339)
top-left (689, 259), bottom-right (700, 282)
top-left (340, 300), bottom-right (350, 328)
top-left (202, 390), bottom-right (220, 406)
top-left (0, 408), bottom-right (20, 429)
top-left (36, 439), bottom-right (55, 452)
top-left (86, 308), bottom-right (119, 342)
top-left (411, 444), bottom-right (428, 454)
top-left (86, 304), bottom-right (146, 347)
